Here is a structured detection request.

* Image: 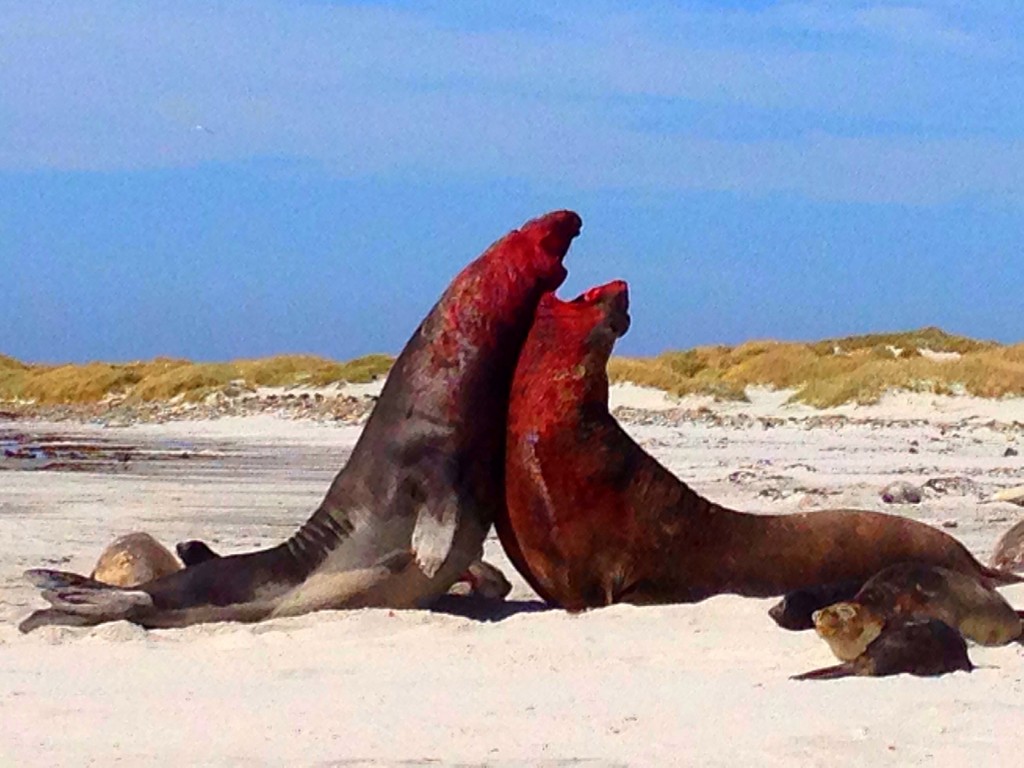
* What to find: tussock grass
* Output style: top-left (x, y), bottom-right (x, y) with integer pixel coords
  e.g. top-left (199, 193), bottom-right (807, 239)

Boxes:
top-left (3, 328), bottom-right (1021, 407)
top-left (0, 353), bottom-right (396, 405)
top-left (608, 327), bottom-right (1024, 407)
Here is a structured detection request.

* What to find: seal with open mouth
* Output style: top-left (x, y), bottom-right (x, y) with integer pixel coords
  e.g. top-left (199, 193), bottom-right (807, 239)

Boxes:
top-left (498, 280), bottom-right (1021, 610)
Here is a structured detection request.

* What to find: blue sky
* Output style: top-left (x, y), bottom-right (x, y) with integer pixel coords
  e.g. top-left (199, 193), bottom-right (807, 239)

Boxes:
top-left (2, 1), bottom-right (1022, 362)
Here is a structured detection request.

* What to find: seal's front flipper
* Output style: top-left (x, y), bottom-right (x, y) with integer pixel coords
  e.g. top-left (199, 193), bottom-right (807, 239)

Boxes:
top-left (25, 569), bottom-right (112, 591)
top-left (18, 609), bottom-right (103, 634)
top-left (412, 496), bottom-right (458, 579)
top-left (41, 586), bottom-right (153, 616)
top-left (20, 584), bottom-right (153, 633)
top-left (176, 540), bottom-right (221, 566)
top-left (791, 663), bottom-right (855, 681)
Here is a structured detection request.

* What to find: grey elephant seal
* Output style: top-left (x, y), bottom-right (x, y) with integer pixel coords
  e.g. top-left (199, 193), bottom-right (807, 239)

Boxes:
top-left (20, 210), bottom-right (581, 632)
top-left (812, 562), bottom-right (1022, 663)
top-left (91, 532), bottom-right (182, 587)
top-left (792, 618), bottom-right (974, 681)
top-left (991, 518), bottom-right (1024, 573)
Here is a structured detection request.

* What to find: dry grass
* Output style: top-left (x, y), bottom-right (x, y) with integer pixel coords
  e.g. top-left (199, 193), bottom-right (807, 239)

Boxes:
top-left (0, 353), bottom-right (396, 405)
top-left (608, 327), bottom-right (1024, 407)
top-left (3, 328), bottom-right (1021, 407)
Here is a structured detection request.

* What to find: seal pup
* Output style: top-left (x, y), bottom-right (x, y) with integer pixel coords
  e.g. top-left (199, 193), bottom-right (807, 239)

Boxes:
top-left (811, 562), bottom-right (1022, 662)
top-left (20, 210), bottom-right (582, 632)
top-left (91, 532), bottom-right (183, 588)
top-left (497, 280), bottom-right (1021, 610)
top-left (768, 579), bottom-right (863, 631)
top-left (990, 518), bottom-right (1024, 573)
top-left (792, 618), bottom-right (974, 681)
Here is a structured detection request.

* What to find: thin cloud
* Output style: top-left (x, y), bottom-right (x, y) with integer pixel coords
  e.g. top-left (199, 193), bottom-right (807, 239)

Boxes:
top-left (0, 1), bottom-right (1021, 205)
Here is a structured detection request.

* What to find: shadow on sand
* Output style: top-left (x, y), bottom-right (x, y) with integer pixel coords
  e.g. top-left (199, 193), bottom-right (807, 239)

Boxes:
top-left (430, 595), bottom-right (552, 623)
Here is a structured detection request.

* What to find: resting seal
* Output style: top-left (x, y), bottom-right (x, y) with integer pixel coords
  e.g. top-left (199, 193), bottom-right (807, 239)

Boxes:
top-left (991, 518), bottom-right (1024, 573)
top-left (811, 562), bottom-right (1022, 662)
top-left (792, 618), bottom-right (974, 681)
top-left (768, 579), bottom-right (863, 631)
top-left (497, 280), bottom-right (1021, 610)
top-left (20, 210), bottom-right (581, 631)
top-left (91, 532), bottom-right (182, 587)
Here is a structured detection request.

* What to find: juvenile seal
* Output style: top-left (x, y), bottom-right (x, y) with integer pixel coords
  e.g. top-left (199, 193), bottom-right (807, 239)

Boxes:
top-left (768, 579), bottom-right (863, 631)
top-left (811, 562), bottom-right (1022, 662)
top-left (91, 532), bottom-right (183, 587)
top-left (21, 210), bottom-right (581, 632)
top-left (991, 518), bottom-right (1024, 573)
top-left (497, 280), bottom-right (1021, 610)
top-left (792, 618), bottom-right (974, 681)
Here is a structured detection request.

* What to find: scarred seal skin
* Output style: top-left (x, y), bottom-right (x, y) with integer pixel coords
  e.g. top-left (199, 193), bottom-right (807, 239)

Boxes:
top-left (498, 280), bottom-right (1021, 611)
top-left (791, 618), bottom-right (974, 681)
top-left (20, 210), bottom-right (581, 632)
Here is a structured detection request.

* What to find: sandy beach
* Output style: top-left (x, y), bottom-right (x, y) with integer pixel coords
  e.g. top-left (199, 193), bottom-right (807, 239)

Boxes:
top-left (2, 386), bottom-right (1024, 766)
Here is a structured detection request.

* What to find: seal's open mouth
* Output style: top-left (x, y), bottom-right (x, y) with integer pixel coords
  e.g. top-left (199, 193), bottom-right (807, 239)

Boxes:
top-left (536, 210), bottom-right (583, 261)
top-left (519, 210), bottom-right (582, 289)
top-left (578, 280), bottom-right (631, 338)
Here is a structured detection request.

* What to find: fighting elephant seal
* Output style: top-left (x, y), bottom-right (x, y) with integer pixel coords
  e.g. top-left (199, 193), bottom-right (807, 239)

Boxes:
top-left (811, 562), bottom-right (1022, 662)
top-left (20, 210), bottom-right (581, 632)
top-left (496, 280), bottom-right (1021, 610)
top-left (792, 618), bottom-right (974, 681)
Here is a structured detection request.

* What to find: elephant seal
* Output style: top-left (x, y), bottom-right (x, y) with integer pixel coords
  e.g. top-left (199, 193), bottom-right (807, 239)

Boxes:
top-left (91, 532), bottom-right (182, 587)
top-left (811, 562), bottom-right (1022, 662)
top-left (991, 518), bottom-right (1024, 573)
top-left (175, 540), bottom-right (219, 567)
top-left (497, 280), bottom-right (1021, 610)
top-left (20, 210), bottom-right (581, 632)
top-left (792, 618), bottom-right (974, 681)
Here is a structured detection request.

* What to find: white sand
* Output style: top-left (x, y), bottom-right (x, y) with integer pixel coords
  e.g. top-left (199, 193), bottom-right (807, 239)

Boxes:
top-left (2, 390), bottom-right (1024, 766)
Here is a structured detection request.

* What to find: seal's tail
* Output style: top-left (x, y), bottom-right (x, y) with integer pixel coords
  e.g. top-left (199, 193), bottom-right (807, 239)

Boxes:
top-left (19, 568), bottom-right (153, 634)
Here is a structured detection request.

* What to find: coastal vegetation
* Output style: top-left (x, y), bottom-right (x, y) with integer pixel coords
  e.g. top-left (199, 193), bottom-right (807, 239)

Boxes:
top-left (0, 354), bottom-right (394, 405)
top-left (3, 328), bottom-right (1023, 408)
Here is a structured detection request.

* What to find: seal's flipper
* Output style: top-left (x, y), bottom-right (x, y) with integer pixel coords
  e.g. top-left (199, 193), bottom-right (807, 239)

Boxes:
top-left (20, 585), bottom-right (153, 633)
top-left (41, 586), bottom-right (153, 616)
top-left (25, 569), bottom-right (112, 591)
top-left (412, 498), bottom-right (458, 579)
top-left (18, 609), bottom-right (103, 634)
top-left (791, 663), bottom-right (855, 681)
top-left (176, 540), bottom-right (221, 566)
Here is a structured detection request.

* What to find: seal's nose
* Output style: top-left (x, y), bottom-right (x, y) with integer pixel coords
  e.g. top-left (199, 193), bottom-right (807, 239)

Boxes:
top-left (533, 210), bottom-right (582, 260)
